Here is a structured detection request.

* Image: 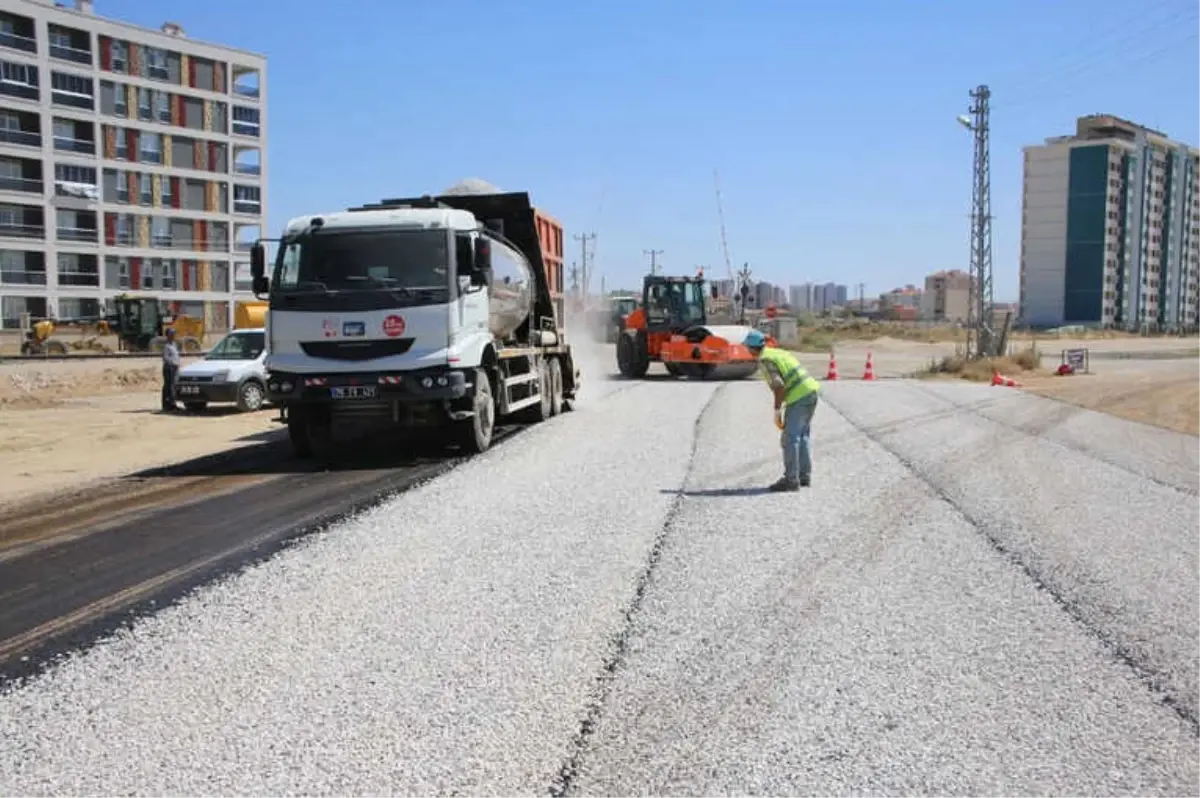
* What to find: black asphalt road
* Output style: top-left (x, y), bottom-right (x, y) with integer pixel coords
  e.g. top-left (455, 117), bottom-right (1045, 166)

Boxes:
top-left (0, 428), bottom-right (518, 685)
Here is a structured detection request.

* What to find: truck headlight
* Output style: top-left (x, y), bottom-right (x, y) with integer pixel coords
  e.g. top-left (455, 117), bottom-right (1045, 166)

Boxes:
top-left (211, 370), bottom-right (230, 383)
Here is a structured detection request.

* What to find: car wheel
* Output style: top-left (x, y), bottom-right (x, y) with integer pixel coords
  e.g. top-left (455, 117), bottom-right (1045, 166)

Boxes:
top-left (236, 380), bottom-right (266, 412)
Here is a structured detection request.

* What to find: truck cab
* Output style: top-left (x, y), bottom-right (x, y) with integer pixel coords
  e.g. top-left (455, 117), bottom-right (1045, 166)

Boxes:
top-left (252, 189), bottom-right (578, 459)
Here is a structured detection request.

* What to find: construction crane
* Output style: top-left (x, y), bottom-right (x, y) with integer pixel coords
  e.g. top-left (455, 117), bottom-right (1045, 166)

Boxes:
top-left (714, 169), bottom-right (751, 323)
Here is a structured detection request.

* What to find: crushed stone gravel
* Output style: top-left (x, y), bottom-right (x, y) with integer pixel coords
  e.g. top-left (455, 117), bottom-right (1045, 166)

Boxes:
top-left (569, 381), bottom-right (1198, 796)
top-left (819, 380), bottom-right (1200, 725)
top-left (0, 381), bottom-right (717, 796)
top-left (1, 374), bottom-right (1196, 797)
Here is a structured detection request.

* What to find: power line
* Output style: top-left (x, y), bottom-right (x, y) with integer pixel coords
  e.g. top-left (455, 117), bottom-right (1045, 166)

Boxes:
top-left (643, 248), bottom-right (664, 275)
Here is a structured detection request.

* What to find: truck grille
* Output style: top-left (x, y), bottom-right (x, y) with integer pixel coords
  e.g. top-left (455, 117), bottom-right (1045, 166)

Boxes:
top-left (299, 339), bottom-right (414, 361)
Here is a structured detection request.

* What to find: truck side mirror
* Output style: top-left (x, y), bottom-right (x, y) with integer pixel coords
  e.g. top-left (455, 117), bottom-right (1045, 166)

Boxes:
top-left (250, 242), bottom-right (269, 295)
top-left (711, 284), bottom-right (718, 299)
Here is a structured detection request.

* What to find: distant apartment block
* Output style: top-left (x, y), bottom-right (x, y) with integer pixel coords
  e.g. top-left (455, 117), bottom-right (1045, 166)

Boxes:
top-left (921, 269), bottom-right (971, 322)
top-left (0, 0), bottom-right (266, 330)
top-left (1020, 114), bottom-right (1199, 332)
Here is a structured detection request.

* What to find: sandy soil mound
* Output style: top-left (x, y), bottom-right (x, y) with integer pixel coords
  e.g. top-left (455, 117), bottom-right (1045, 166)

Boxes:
top-left (1, 366), bottom-right (159, 409)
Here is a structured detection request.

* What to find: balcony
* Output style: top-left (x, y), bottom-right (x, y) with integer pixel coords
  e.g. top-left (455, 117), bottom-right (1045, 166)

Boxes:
top-left (233, 200), bottom-right (260, 215)
top-left (0, 249), bottom-right (46, 286)
top-left (57, 253), bottom-right (100, 287)
top-left (0, 206), bottom-right (44, 239)
top-left (231, 65), bottom-right (260, 100)
top-left (48, 26), bottom-right (92, 66)
top-left (51, 90), bottom-right (94, 111)
top-left (54, 180), bottom-right (99, 209)
top-left (53, 134), bottom-right (95, 155)
top-left (57, 226), bottom-right (98, 244)
top-left (0, 174), bottom-right (41, 194)
top-left (0, 127), bottom-right (38, 147)
top-left (0, 69), bottom-right (38, 102)
top-left (0, 14), bottom-right (36, 55)
top-left (57, 209), bottom-right (98, 244)
top-left (233, 162), bottom-right (261, 176)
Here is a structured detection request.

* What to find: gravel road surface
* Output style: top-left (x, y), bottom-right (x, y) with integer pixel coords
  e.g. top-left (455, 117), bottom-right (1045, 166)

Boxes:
top-left (0, 378), bottom-right (1195, 796)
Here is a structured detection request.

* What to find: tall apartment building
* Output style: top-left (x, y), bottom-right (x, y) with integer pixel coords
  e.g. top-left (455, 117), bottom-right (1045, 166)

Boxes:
top-left (0, 0), bottom-right (265, 330)
top-left (921, 269), bottom-right (971, 322)
top-left (1020, 114), bottom-right (1199, 332)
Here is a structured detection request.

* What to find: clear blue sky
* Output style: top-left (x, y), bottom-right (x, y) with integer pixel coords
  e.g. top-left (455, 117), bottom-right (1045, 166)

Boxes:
top-left (103, 0), bottom-right (1199, 301)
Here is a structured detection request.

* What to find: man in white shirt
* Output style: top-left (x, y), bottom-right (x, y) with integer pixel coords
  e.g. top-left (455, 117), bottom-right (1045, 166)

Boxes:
top-left (161, 327), bottom-right (181, 412)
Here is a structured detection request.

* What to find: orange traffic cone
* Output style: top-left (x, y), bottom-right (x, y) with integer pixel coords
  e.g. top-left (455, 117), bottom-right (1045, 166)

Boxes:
top-left (825, 350), bottom-right (839, 380)
top-left (862, 350), bottom-right (876, 380)
top-left (991, 370), bottom-right (1021, 387)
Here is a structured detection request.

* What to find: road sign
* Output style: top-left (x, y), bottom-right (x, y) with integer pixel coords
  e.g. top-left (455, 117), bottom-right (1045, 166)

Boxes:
top-left (765, 305), bottom-right (777, 320)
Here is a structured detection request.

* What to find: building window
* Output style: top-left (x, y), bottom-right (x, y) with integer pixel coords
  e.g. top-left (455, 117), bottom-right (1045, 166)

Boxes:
top-left (137, 86), bottom-right (151, 121)
top-left (161, 175), bottom-right (173, 206)
top-left (232, 106), bottom-right (259, 137)
top-left (113, 83), bottom-right (126, 117)
top-left (151, 216), bottom-right (170, 247)
top-left (155, 90), bottom-right (170, 123)
top-left (51, 71), bottom-right (94, 107)
top-left (139, 131), bottom-right (161, 163)
top-left (114, 169), bottom-right (128, 202)
top-left (116, 214), bottom-right (132, 245)
top-left (233, 184), bottom-right (260, 214)
top-left (144, 47), bottom-right (169, 80)
top-left (139, 172), bottom-right (152, 205)
top-left (55, 163), bottom-right (96, 186)
top-left (111, 41), bottom-right (127, 72)
top-left (0, 60), bottom-right (37, 88)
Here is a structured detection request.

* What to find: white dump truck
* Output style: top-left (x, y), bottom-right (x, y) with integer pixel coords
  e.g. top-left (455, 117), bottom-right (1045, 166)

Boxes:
top-left (250, 182), bottom-right (580, 459)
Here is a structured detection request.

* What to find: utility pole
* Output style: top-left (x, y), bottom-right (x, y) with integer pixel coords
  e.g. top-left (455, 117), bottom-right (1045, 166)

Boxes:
top-left (735, 261), bottom-right (753, 325)
top-left (643, 248), bottom-right (664, 275)
top-left (568, 261), bottom-right (580, 297)
top-left (857, 282), bottom-right (865, 312)
top-left (960, 84), bottom-right (994, 358)
top-left (574, 233), bottom-right (596, 304)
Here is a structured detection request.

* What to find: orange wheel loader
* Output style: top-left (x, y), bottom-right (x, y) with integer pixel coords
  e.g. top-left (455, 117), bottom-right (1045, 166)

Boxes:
top-left (615, 272), bottom-right (771, 380)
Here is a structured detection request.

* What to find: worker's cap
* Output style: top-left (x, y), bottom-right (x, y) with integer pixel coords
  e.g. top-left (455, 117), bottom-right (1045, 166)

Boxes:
top-left (165, 327), bottom-right (176, 337)
top-left (743, 329), bottom-right (767, 349)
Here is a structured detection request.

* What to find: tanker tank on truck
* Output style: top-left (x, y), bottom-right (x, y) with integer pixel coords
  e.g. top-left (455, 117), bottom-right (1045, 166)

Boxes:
top-left (249, 183), bottom-right (581, 459)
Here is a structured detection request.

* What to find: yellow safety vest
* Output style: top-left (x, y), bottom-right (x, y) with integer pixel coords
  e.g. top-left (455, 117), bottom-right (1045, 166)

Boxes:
top-left (759, 346), bottom-right (820, 405)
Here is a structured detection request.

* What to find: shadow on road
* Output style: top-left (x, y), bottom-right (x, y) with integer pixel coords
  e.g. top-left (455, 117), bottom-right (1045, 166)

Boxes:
top-left (661, 486), bottom-right (773, 497)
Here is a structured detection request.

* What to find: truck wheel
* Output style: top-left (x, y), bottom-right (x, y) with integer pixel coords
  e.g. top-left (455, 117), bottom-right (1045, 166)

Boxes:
top-left (287, 409), bottom-right (313, 458)
top-left (548, 358), bottom-right (564, 416)
top-left (455, 367), bottom-right (495, 454)
top-left (617, 333), bottom-right (649, 379)
top-left (236, 379), bottom-right (266, 412)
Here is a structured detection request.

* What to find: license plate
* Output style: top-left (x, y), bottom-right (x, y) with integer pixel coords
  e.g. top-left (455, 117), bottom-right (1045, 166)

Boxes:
top-left (330, 385), bottom-right (377, 400)
top-left (178, 385), bottom-right (200, 395)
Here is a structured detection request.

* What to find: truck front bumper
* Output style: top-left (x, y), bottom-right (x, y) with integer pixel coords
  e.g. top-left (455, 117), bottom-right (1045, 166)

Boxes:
top-left (265, 367), bottom-right (469, 405)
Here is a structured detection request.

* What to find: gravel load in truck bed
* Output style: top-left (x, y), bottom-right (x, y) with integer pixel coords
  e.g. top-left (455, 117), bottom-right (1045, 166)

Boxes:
top-left (0, 378), bottom-right (1195, 796)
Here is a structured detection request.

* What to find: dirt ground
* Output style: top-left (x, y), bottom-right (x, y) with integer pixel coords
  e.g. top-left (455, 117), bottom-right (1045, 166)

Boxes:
top-left (1019, 357), bottom-right (1199, 437)
top-left (0, 362), bottom-right (279, 509)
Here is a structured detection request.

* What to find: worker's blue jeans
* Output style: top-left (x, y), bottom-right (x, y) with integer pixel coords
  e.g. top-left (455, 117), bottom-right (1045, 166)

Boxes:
top-left (781, 392), bottom-right (818, 482)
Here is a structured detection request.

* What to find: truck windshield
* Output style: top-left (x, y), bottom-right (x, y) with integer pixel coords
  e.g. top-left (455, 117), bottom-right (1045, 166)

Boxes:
top-left (206, 331), bottom-right (265, 361)
top-left (272, 229), bottom-right (451, 302)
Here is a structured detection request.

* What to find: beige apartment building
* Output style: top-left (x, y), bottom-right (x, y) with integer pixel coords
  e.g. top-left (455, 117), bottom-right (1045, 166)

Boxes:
top-left (0, 0), bottom-right (266, 330)
top-left (920, 269), bottom-right (971, 322)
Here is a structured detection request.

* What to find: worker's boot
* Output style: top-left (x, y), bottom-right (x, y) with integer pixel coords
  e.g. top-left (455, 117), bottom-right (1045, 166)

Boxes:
top-left (769, 476), bottom-right (800, 492)
top-left (799, 474), bottom-right (811, 488)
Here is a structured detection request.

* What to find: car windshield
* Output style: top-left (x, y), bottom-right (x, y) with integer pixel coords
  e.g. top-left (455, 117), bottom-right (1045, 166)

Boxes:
top-left (206, 331), bottom-right (265, 361)
top-left (272, 228), bottom-right (451, 299)
top-left (647, 280), bottom-right (705, 326)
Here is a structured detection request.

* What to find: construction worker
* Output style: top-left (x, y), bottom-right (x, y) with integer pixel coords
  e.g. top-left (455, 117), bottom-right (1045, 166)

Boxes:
top-left (161, 327), bottom-right (181, 413)
top-left (743, 329), bottom-right (821, 491)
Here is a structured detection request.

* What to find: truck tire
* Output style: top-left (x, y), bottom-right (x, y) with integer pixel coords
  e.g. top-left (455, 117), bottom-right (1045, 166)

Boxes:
top-left (455, 367), bottom-right (495, 454)
top-left (287, 408), bottom-right (313, 458)
top-left (617, 332), bottom-right (649, 379)
top-left (548, 358), bottom-right (564, 416)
